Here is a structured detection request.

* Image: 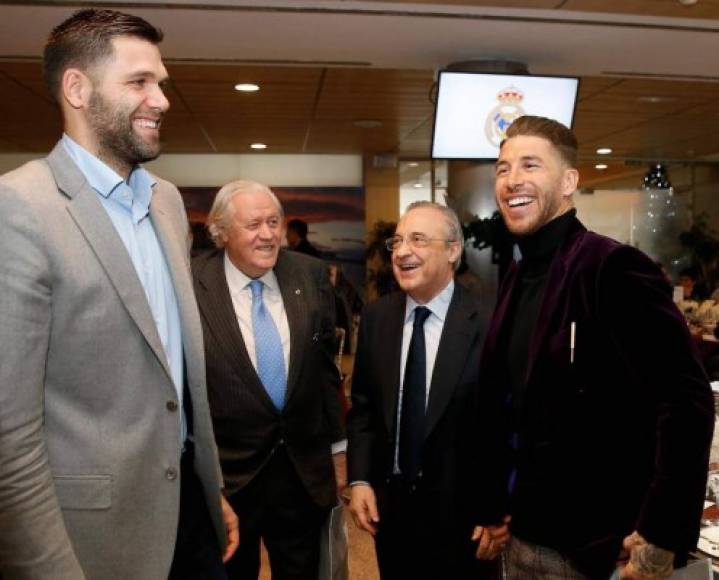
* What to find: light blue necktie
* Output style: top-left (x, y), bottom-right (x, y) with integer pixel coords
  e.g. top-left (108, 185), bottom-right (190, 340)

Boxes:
top-left (249, 280), bottom-right (286, 410)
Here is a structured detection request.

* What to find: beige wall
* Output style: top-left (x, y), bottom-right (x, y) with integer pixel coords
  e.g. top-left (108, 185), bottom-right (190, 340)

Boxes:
top-left (692, 166), bottom-right (719, 231)
top-left (589, 164), bottom-right (719, 233)
top-left (146, 154), bottom-right (362, 188)
top-left (0, 152), bottom-right (362, 188)
top-left (362, 155), bottom-right (400, 231)
top-left (362, 156), bottom-right (400, 302)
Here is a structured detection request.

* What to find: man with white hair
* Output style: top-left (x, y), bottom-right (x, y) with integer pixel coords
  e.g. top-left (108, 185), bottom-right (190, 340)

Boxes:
top-left (192, 180), bottom-right (346, 579)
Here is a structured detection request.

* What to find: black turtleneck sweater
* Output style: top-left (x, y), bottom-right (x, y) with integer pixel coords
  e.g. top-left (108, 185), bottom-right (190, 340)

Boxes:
top-left (504, 209), bottom-right (578, 424)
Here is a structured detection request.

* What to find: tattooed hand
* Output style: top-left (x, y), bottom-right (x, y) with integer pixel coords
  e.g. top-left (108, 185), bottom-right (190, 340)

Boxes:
top-left (619, 531), bottom-right (674, 579)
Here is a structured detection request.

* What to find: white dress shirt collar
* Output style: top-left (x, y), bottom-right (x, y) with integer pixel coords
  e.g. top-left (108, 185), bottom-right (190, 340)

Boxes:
top-left (223, 252), bottom-right (281, 296)
top-left (404, 279), bottom-right (454, 325)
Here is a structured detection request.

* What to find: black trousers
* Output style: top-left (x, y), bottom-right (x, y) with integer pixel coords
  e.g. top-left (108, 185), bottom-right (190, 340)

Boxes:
top-left (374, 477), bottom-right (499, 580)
top-left (168, 446), bottom-right (227, 580)
top-left (224, 445), bottom-right (327, 580)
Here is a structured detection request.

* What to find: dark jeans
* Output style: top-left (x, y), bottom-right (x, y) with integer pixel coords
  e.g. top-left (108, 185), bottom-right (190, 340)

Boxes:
top-left (169, 445), bottom-right (227, 580)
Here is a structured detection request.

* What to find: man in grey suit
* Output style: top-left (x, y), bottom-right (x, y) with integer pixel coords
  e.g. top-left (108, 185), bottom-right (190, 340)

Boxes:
top-left (192, 180), bottom-right (346, 579)
top-left (0, 9), bottom-right (238, 579)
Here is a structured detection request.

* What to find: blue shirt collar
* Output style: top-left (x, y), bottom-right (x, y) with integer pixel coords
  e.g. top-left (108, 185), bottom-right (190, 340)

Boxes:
top-left (61, 133), bottom-right (156, 212)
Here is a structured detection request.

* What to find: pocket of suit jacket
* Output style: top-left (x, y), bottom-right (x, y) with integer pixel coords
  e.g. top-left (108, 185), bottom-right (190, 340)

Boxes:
top-left (53, 474), bottom-right (112, 510)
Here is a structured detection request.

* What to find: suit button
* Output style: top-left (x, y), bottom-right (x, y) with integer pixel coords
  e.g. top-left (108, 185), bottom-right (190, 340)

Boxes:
top-left (166, 401), bottom-right (178, 412)
top-left (166, 468), bottom-right (178, 481)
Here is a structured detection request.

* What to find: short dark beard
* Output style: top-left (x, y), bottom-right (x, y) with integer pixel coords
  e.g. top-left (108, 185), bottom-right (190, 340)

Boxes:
top-left (88, 89), bottom-right (161, 174)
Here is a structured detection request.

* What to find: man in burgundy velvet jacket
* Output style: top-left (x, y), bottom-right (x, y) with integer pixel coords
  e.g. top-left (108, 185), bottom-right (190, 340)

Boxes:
top-left (477, 116), bottom-right (714, 579)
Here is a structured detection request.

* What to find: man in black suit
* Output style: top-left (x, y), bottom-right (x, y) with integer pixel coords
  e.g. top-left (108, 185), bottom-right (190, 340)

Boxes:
top-left (347, 201), bottom-right (507, 579)
top-left (192, 180), bottom-right (346, 579)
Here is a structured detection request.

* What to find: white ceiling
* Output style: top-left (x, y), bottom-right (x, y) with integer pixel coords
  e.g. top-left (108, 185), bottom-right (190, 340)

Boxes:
top-left (1, 0), bottom-right (718, 79)
top-left (2, 0), bottom-right (719, 182)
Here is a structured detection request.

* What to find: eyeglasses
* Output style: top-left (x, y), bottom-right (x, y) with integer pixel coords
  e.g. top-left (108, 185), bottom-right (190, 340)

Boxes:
top-left (384, 233), bottom-right (456, 252)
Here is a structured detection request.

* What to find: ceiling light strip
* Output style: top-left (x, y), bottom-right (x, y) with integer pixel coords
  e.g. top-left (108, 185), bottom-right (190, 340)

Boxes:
top-left (602, 70), bottom-right (719, 81)
top-left (302, 67), bottom-right (327, 153)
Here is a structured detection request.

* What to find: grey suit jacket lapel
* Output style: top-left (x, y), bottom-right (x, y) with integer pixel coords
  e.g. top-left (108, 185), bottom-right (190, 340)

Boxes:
top-left (425, 285), bottom-right (479, 438)
top-left (148, 187), bottom-right (204, 389)
top-left (273, 252), bottom-right (309, 404)
top-left (47, 143), bottom-right (173, 382)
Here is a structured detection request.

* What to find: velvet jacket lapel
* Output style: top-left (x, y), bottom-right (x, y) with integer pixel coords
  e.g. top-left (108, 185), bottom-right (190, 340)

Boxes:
top-left (482, 219), bottom-right (588, 387)
top-left (481, 262), bottom-right (519, 371)
top-left (524, 220), bottom-right (586, 384)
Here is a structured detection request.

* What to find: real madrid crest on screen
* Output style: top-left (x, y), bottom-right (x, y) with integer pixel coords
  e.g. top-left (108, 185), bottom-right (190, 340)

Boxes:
top-left (484, 86), bottom-right (525, 147)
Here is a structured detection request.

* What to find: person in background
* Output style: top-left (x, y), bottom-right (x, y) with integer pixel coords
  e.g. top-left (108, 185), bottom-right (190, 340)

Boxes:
top-left (328, 262), bottom-right (363, 352)
top-left (193, 180), bottom-right (346, 579)
top-left (678, 266), bottom-right (709, 301)
top-left (0, 9), bottom-right (237, 579)
top-left (286, 217), bottom-right (321, 258)
top-left (455, 250), bottom-right (483, 299)
top-left (347, 201), bottom-right (507, 579)
top-left (478, 115), bottom-right (713, 579)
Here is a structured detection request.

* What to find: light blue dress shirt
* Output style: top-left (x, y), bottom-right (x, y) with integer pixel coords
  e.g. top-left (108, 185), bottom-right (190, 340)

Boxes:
top-left (62, 134), bottom-right (186, 444)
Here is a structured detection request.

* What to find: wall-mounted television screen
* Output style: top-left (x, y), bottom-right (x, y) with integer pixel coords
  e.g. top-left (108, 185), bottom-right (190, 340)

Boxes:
top-left (431, 71), bottom-right (579, 160)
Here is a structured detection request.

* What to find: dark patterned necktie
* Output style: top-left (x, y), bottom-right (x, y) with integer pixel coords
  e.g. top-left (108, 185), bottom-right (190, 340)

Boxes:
top-left (398, 306), bottom-right (431, 482)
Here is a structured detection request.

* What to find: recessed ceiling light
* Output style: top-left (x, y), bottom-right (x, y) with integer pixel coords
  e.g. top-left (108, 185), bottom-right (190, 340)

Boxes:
top-left (250, 143), bottom-right (267, 150)
top-left (413, 182), bottom-right (423, 188)
top-left (408, 162), bottom-right (419, 168)
top-left (353, 119), bottom-right (382, 129)
top-left (596, 147), bottom-right (612, 155)
top-left (595, 163), bottom-right (608, 170)
top-left (235, 83), bottom-right (259, 92)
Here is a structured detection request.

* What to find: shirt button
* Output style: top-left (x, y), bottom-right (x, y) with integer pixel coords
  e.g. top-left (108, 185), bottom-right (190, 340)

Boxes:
top-left (166, 401), bottom-right (178, 412)
top-left (166, 468), bottom-right (178, 481)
